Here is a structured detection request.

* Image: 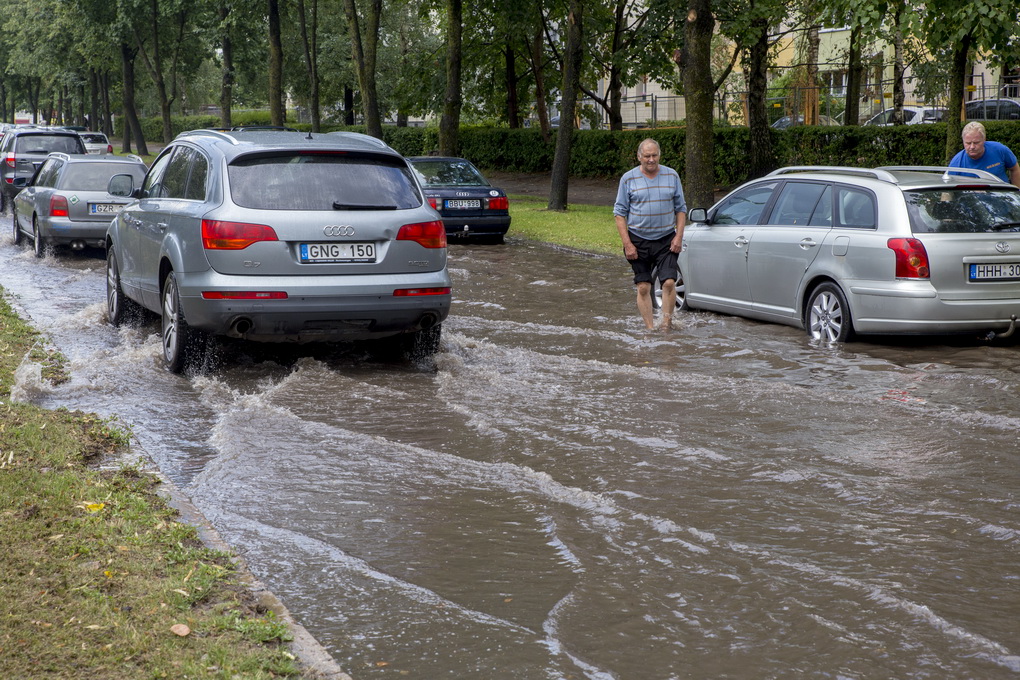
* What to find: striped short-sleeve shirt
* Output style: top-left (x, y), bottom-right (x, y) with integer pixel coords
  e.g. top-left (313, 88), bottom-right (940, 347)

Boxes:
top-left (613, 165), bottom-right (687, 240)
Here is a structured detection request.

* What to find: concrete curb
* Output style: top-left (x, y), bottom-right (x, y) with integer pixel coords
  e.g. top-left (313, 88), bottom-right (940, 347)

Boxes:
top-left (156, 468), bottom-right (353, 680)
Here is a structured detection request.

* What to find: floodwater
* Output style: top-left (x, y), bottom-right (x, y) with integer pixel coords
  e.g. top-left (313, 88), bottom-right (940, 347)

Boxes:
top-left (2, 234), bottom-right (1018, 679)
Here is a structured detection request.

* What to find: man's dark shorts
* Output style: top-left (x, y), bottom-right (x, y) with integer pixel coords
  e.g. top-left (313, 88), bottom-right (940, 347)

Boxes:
top-left (627, 232), bottom-right (678, 285)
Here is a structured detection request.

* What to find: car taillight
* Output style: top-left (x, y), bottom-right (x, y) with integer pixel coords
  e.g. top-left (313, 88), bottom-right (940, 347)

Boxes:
top-left (202, 219), bottom-right (278, 250)
top-left (202, 291), bottom-right (288, 300)
top-left (393, 287), bottom-right (451, 297)
top-left (887, 238), bottom-right (930, 278)
top-left (4, 154), bottom-right (15, 169)
top-left (397, 220), bottom-right (446, 248)
top-left (106, 145), bottom-right (113, 154)
top-left (427, 197), bottom-right (439, 210)
top-left (487, 196), bottom-right (508, 210)
top-left (50, 195), bottom-right (69, 217)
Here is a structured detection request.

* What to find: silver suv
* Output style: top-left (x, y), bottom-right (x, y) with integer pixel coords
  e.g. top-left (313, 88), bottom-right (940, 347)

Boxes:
top-left (105, 129), bottom-right (451, 372)
top-left (680, 166), bottom-right (1020, 342)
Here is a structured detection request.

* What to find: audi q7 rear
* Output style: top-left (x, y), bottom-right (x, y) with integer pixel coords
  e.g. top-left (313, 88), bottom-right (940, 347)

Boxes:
top-left (105, 129), bottom-right (451, 372)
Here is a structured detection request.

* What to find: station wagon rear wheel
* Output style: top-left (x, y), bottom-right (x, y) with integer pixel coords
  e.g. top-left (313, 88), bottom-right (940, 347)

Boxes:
top-left (807, 282), bottom-right (853, 343)
top-left (161, 271), bottom-right (200, 373)
top-left (11, 205), bottom-right (21, 246)
top-left (32, 216), bottom-right (45, 258)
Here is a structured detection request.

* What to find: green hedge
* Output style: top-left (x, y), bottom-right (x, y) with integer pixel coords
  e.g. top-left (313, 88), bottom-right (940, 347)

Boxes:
top-left (122, 114), bottom-right (1020, 189)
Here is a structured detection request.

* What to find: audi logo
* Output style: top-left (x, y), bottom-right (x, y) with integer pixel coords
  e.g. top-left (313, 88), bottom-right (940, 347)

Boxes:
top-left (995, 242), bottom-right (1011, 254)
top-left (323, 225), bottom-right (356, 237)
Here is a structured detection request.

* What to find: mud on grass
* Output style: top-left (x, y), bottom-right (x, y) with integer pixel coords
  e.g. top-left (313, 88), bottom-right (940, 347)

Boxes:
top-left (1, 287), bottom-right (305, 679)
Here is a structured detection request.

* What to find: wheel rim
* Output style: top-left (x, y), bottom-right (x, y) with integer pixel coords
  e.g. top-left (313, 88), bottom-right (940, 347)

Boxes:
top-left (162, 277), bottom-right (179, 360)
top-left (107, 253), bottom-right (120, 319)
top-left (809, 290), bottom-right (843, 342)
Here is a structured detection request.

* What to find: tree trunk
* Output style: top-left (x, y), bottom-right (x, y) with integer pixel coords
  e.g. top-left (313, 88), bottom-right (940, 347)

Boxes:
top-left (342, 0), bottom-right (383, 138)
top-left (548, 0), bottom-right (582, 211)
top-left (268, 0), bottom-right (284, 126)
top-left (530, 24), bottom-right (550, 143)
top-left (120, 43), bottom-right (148, 155)
top-left (344, 86), bottom-right (355, 125)
top-left (891, 2), bottom-right (905, 124)
top-left (804, 22), bottom-right (820, 125)
top-left (89, 71), bottom-right (100, 131)
top-left (683, 0), bottom-right (715, 209)
top-left (297, 0), bottom-right (320, 131)
top-left (844, 24), bottom-right (863, 126)
top-left (101, 71), bottom-right (113, 136)
top-left (746, 15), bottom-right (773, 178)
top-left (505, 45), bottom-right (519, 128)
top-left (439, 0), bottom-right (463, 155)
top-left (219, 2), bottom-right (234, 128)
top-left (945, 34), bottom-right (971, 163)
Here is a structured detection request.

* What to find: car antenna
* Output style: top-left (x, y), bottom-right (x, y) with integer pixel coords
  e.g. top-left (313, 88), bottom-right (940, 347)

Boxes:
top-left (306, 130), bottom-right (313, 140)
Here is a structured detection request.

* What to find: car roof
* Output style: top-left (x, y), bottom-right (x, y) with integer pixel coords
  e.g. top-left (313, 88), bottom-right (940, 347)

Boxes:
top-left (765, 165), bottom-right (1015, 190)
top-left (406, 156), bottom-right (474, 163)
top-left (172, 129), bottom-right (402, 161)
top-left (45, 152), bottom-right (146, 165)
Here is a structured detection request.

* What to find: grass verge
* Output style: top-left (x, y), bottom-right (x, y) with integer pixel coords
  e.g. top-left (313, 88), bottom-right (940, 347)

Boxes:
top-left (506, 195), bottom-right (619, 255)
top-left (0, 288), bottom-right (306, 679)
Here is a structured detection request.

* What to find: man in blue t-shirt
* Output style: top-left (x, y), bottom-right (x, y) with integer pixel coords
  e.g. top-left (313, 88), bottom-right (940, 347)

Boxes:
top-left (949, 121), bottom-right (1020, 188)
top-left (613, 138), bottom-right (687, 331)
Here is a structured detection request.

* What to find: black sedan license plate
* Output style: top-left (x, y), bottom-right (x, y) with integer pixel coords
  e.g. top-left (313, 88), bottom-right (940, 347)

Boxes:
top-left (300, 242), bottom-right (376, 263)
top-left (445, 199), bottom-right (481, 209)
top-left (969, 263), bottom-right (1020, 281)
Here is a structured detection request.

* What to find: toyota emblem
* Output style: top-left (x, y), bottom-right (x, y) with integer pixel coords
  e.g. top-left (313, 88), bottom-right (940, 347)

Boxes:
top-left (995, 241), bottom-right (1011, 254)
top-left (323, 225), bottom-right (355, 237)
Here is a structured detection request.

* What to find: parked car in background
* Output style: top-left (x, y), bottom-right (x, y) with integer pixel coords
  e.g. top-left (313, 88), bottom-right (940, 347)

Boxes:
top-left (864, 106), bottom-right (946, 126)
top-left (79, 132), bottom-right (113, 155)
top-left (964, 98), bottom-right (1020, 121)
top-left (406, 156), bottom-right (511, 242)
top-left (12, 153), bottom-right (147, 257)
top-left (105, 129), bottom-right (451, 372)
top-left (0, 127), bottom-right (87, 212)
top-left (678, 165), bottom-right (1020, 342)
top-left (771, 115), bottom-right (840, 129)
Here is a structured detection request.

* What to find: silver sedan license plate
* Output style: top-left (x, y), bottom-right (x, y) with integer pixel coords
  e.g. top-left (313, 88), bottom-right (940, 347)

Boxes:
top-left (445, 199), bottom-right (480, 209)
top-left (300, 242), bottom-right (376, 263)
top-left (969, 263), bottom-right (1020, 281)
top-left (89, 203), bottom-right (121, 214)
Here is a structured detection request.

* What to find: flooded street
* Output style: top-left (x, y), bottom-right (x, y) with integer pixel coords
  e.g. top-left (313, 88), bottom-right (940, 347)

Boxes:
top-left (2, 234), bottom-right (1018, 679)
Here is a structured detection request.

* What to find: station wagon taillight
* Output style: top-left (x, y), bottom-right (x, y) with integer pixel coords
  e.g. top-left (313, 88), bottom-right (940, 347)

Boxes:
top-left (487, 196), bottom-right (508, 210)
top-left (397, 220), bottom-right (447, 248)
top-left (888, 238), bottom-right (930, 278)
top-left (202, 219), bottom-right (279, 250)
top-left (50, 195), bottom-right (69, 217)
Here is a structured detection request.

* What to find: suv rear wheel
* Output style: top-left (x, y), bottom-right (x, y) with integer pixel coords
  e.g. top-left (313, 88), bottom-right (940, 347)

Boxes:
top-left (161, 271), bottom-right (202, 373)
top-left (107, 250), bottom-right (141, 326)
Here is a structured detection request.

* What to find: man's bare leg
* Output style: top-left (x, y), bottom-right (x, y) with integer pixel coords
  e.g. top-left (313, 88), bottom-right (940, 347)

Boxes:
top-left (636, 281), bottom-right (655, 329)
top-left (660, 279), bottom-right (676, 330)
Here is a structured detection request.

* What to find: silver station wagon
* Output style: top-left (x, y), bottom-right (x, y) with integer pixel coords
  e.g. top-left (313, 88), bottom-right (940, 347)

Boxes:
top-left (105, 129), bottom-right (451, 372)
top-left (679, 166), bottom-right (1020, 342)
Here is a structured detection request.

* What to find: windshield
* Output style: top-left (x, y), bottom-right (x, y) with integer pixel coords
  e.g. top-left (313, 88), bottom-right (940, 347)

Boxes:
top-left (905, 188), bottom-right (1020, 233)
top-left (228, 152), bottom-right (422, 210)
top-left (410, 159), bottom-right (489, 187)
top-left (60, 163), bottom-right (146, 191)
top-left (15, 134), bottom-right (82, 155)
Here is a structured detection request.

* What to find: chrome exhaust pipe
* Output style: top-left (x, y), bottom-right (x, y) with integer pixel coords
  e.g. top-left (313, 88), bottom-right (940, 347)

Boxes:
top-left (231, 317), bottom-right (253, 335)
top-left (419, 312), bottom-right (439, 330)
top-left (71, 240), bottom-right (85, 250)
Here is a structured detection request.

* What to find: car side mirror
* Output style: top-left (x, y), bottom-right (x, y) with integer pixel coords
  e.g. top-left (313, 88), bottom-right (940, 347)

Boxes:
top-left (12, 176), bottom-right (29, 189)
top-left (107, 173), bottom-right (138, 198)
top-left (688, 208), bottom-right (708, 223)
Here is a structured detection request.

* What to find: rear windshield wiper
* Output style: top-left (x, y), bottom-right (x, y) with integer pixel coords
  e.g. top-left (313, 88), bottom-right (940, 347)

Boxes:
top-left (332, 201), bottom-right (397, 211)
top-left (989, 221), bottom-right (1020, 232)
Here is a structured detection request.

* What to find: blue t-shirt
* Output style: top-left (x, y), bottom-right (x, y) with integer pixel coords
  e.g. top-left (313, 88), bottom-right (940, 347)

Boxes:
top-left (948, 140), bottom-right (1018, 183)
top-left (614, 165), bottom-right (687, 240)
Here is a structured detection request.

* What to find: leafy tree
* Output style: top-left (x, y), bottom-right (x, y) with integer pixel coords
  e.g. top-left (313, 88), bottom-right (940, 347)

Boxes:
top-left (684, 0), bottom-right (715, 208)
top-left (549, 0), bottom-right (583, 210)
top-left (439, 0), bottom-right (462, 154)
top-left (343, 0), bottom-right (384, 137)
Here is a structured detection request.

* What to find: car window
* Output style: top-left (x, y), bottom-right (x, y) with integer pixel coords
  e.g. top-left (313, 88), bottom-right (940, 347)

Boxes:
top-left (905, 189), bottom-right (1020, 233)
top-left (767, 182), bottom-right (828, 226)
top-left (808, 186), bottom-right (832, 226)
top-left (410, 160), bottom-right (488, 187)
top-left (161, 147), bottom-right (194, 199)
top-left (34, 158), bottom-right (63, 188)
top-left (60, 162), bottom-right (147, 191)
top-left (14, 134), bottom-right (83, 155)
top-left (228, 152), bottom-right (421, 211)
top-left (711, 182), bottom-right (778, 225)
top-left (836, 187), bottom-right (876, 228)
top-left (184, 152), bottom-right (208, 201)
top-left (80, 133), bottom-right (108, 144)
top-left (142, 149), bottom-right (174, 198)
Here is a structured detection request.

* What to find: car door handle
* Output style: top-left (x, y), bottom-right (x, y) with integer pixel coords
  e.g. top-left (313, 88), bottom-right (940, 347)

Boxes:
top-left (799, 238), bottom-right (818, 249)
top-left (157, 222), bottom-right (168, 232)
top-left (734, 236), bottom-right (749, 247)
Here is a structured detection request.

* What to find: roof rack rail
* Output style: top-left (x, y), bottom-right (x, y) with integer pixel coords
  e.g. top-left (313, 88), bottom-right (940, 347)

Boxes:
top-left (876, 165), bottom-right (1004, 183)
top-left (767, 166), bottom-right (899, 183)
top-left (125, 154), bottom-right (145, 164)
top-left (176, 129), bottom-right (239, 145)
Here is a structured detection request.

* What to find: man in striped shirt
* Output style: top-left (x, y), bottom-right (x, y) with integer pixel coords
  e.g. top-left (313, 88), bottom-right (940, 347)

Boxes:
top-left (614, 138), bottom-right (687, 330)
